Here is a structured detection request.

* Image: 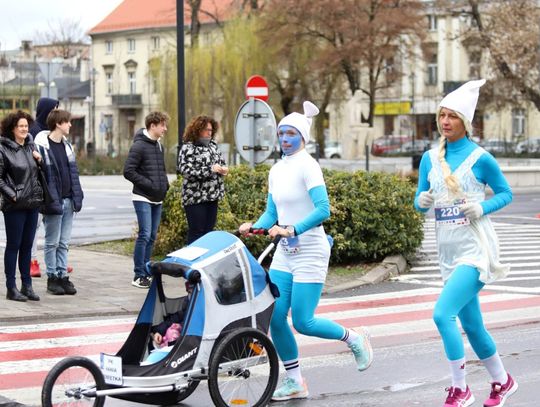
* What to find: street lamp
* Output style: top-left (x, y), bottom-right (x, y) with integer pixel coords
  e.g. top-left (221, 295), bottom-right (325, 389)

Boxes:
top-left (176, 0), bottom-right (185, 172)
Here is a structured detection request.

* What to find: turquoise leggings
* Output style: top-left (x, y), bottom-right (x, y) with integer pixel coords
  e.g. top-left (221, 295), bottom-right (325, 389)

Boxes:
top-left (269, 269), bottom-right (346, 361)
top-left (433, 264), bottom-right (497, 361)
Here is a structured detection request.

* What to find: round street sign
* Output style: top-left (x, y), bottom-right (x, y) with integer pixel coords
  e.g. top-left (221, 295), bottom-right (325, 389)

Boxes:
top-left (234, 98), bottom-right (276, 165)
top-left (245, 75), bottom-right (269, 102)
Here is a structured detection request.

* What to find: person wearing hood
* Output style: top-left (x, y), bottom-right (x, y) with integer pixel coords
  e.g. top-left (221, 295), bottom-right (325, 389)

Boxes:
top-left (0, 110), bottom-right (44, 302)
top-left (238, 101), bottom-right (373, 402)
top-left (178, 115), bottom-right (228, 244)
top-left (28, 97), bottom-right (59, 278)
top-left (414, 80), bottom-right (517, 407)
top-left (123, 112), bottom-right (170, 289)
top-left (29, 97), bottom-right (59, 138)
top-left (34, 109), bottom-right (83, 296)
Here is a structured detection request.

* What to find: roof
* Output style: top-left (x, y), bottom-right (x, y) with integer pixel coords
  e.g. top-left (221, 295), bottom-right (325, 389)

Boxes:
top-left (88, 0), bottom-right (236, 35)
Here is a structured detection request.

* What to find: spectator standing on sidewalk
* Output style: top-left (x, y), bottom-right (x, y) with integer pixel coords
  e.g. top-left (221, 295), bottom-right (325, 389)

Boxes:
top-left (28, 97), bottom-right (59, 277)
top-left (0, 111), bottom-right (44, 302)
top-left (414, 80), bottom-right (517, 407)
top-left (123, 112), bottom-right (169, 289)
top-left (35, 109), bottom-right (83, 296)
top-left (239, 101), bottom-right (373, 402)
top-left (178, 115), bottom-right (228, 244)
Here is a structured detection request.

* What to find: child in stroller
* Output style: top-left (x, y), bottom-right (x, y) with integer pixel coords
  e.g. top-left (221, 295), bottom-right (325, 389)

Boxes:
top-left (142, 282), bottom-right (192, 365)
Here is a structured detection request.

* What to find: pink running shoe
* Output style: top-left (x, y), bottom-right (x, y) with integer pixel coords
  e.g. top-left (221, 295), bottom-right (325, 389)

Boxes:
top-left (443, 386), bottom-right (475, 407)
top-left (483, 374), bottom-right (518, 407)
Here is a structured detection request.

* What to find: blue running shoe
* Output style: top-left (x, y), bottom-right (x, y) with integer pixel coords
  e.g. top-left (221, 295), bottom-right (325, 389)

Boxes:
top-left (271, 377), bottom-right (308, 401)
top-left (348, 327), bottom-right (373, 371)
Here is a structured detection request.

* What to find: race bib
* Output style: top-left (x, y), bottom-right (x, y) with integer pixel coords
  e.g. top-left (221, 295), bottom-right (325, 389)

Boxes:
top-left (280, 236), bottom-right (301, 254)
top-left (434, 198), bottom-right (470, 227)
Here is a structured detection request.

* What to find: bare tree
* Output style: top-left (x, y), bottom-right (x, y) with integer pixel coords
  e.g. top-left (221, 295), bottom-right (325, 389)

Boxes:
top-left (261, 0), bottom-right (426, 126)
top-left (33, 18), bottom-right (88, 59)
top-left (439, 0), bottom-right (540, 111)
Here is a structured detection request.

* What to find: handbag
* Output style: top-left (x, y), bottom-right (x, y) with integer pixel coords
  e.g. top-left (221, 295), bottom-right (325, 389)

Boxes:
top-left (37, 164), bottom-right (53, 205)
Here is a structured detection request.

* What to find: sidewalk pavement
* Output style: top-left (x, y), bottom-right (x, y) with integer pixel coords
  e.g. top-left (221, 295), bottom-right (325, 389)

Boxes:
top-left (0, 248), bottom-right (408, 324)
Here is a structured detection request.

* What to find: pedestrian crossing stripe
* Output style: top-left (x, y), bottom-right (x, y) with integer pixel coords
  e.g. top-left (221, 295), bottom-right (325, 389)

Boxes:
top-left (2, 287), bottom-right (540, 405)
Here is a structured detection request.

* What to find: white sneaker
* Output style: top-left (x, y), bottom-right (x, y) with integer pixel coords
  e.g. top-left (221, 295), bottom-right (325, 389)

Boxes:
top-left (132, 276), bottom-right (151, 289)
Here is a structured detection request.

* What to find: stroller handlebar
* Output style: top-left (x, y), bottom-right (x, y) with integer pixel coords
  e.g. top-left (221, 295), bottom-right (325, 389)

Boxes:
top-left (149, 261), bottom-right (201, 284)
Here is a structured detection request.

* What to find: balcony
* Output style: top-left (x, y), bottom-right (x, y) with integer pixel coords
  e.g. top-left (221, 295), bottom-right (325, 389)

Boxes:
top-left (111, 94), bottom-right (142, 108)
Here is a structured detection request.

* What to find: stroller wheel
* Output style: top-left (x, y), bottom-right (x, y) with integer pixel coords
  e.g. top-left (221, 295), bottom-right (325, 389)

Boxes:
top-left (42, 356), bottom-right (105, 407)
top-left (208, 327), bottom-right (279, 407)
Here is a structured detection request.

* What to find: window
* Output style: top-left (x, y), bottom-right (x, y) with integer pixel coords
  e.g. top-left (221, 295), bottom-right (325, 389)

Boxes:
top-left (151, 36), bottom-right (160, 50)
top-left (203, 251), bottom-right (246, 305)
top-left (105, 40), bottom-right (113, 54)
top-left (427, 15), bottom-right (438, 31)
top-left (127, 38), bottom-right (136, 53)
top-left (427, 53), bottom-right (438, 86)
top-left (128, 72), bottom-right (136, 94)
top-left (106, 72), bottom-right (113, 95)
top-left (512, 108), bottom-right (525, 137)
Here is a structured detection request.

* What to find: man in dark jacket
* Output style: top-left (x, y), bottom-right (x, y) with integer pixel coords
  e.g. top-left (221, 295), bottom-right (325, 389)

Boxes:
top-left (28, 97), bottom-right (59, 277)
top-left (34, 109), bottom-right (83, 295)
top-left (123, 112), bottom-right (169, 288)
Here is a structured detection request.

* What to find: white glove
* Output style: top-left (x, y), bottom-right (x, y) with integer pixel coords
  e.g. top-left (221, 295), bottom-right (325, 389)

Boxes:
top-left (460, 203), bottom-right (483, 220)
top-left (418, 191), bottom-right (434, 209)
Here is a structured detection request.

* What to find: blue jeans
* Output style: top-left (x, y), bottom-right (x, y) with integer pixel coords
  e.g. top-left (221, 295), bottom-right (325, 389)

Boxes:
top-left (133, 201), bottom-right (162, 278)
top-left (3, 208), bottom-right (39, 289)
top-left (43, 198), bottom-right (74, 278)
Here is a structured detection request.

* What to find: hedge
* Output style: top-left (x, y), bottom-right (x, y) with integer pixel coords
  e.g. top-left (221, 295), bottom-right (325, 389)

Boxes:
top-left (154, 165), bottom-right (424, 264)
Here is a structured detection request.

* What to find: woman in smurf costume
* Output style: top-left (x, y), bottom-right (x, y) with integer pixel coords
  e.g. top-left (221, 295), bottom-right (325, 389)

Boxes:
top-left (239, 101), bottom-right (373, 402)
top-left (415, 79), bottom-right (518, 407)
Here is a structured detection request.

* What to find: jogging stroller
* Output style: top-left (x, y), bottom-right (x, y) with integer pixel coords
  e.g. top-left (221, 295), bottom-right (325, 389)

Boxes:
top-left (42, 230), bottom-right (280, 407)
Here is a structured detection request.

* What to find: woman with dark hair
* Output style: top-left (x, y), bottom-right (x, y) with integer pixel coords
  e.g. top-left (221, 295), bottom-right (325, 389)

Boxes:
top-left (0, 110), bottom-right (44, 301)
top-left (178, 115), bottom-right (228, 244)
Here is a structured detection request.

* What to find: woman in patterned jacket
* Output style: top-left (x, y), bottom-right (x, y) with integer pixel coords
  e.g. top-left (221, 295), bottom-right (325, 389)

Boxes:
top-left (178, 115), bottom-right (228, 244)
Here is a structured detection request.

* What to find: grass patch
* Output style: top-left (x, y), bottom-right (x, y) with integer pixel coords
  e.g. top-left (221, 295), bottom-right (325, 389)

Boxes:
top-left (329, 263), bottom-right (374, 277)
top-left (80, 239), bottom-right (135, 257)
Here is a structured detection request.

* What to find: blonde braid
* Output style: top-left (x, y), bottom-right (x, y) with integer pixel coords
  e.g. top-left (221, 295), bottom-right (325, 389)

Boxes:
top-left (438, 136), bottom-right (461, 196)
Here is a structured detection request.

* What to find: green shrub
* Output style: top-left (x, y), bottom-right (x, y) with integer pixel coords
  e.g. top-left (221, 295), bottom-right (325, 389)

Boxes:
top-left (154, 165), bottom-right (424, 263)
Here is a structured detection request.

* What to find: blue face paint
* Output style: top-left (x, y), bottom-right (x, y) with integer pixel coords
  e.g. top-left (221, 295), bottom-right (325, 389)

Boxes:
top-left (278, 125), bottom-right (303, 155)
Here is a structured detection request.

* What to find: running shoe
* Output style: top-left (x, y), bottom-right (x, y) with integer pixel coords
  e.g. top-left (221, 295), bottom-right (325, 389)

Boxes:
top-left (271, 377), bottom-right (308, 401)
top-left (348, 327), bottom-right (373, 371)
top-left (443, 386), bottom-right (475, 407)
top-left (483, 374), bottom-right (518, 406)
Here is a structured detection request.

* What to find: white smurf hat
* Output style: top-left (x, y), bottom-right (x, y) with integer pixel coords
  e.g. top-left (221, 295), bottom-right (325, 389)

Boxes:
top-left (439, 79), bottom-right (486, 124)
top-left (278, 101), bottom-right (320, 143)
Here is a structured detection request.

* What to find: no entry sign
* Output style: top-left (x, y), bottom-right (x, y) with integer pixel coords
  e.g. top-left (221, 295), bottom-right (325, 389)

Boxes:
top-left (245, 75), bottom-right (269, 102)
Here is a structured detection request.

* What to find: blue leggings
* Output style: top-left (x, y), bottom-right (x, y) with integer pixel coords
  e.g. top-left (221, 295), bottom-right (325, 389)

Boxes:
top-left (269, 269), bottom-right (346, 362)
top-left (433, 265), bottom-right (497, 361)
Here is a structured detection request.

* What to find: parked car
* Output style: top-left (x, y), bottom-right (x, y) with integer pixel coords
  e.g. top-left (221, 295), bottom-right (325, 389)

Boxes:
top-left (371, 135), bottom-right (410, 156)
top-left (399, 139), bottom-right (432, 154)
top-left (480, 139), bottom-right (515, 155)
top-left (515, 138), bottom-right (540, 154)
top-left (305, 141), bottom-right (343, 158)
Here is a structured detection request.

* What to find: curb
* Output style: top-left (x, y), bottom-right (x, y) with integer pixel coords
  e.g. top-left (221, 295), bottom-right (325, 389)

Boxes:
top-left (0, 395), bottom-right (29, 407)
top-left (323, 254), bottom-right (408, 295)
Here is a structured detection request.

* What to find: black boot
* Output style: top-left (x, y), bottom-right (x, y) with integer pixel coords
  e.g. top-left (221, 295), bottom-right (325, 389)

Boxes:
top-left (47, 276), bottom-right (65, 295)
top-left (60, 276), bottom-right (77, 295)
top-left (21, 285), bottom-right (40, 301)
top-left (6, 287), bottom-right (28, 302)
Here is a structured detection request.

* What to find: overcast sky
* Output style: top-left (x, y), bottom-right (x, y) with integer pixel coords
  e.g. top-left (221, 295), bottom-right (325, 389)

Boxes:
top-left (0, 0), bottom-right (124, 51)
